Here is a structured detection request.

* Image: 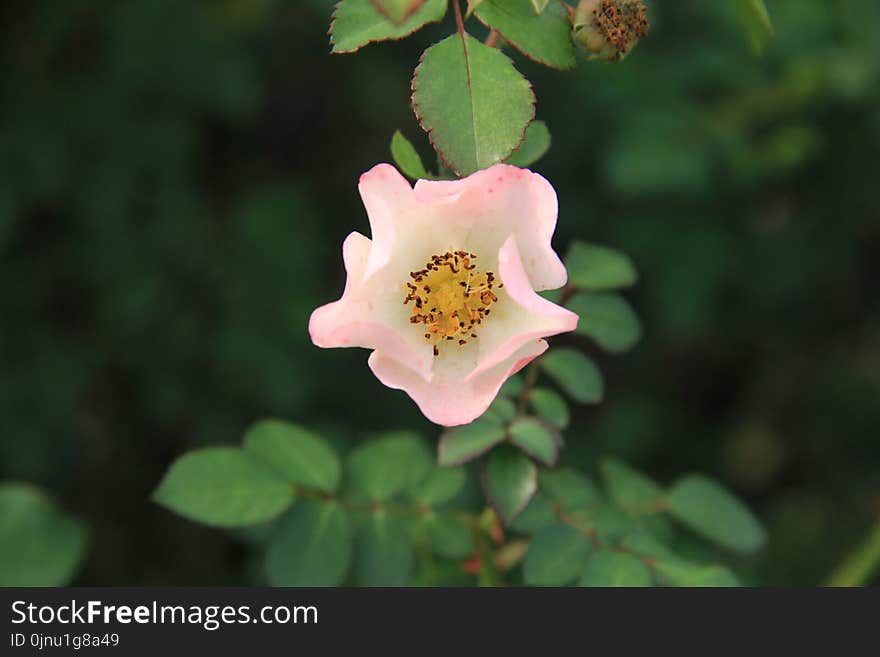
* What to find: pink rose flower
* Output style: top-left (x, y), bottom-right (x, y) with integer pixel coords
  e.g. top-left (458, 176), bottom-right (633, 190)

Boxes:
top-left (309, 163), bottom-right (578, 426)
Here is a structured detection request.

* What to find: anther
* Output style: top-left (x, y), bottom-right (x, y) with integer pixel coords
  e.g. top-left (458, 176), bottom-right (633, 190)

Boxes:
top-left (403, 249), bottom-right (500, 356)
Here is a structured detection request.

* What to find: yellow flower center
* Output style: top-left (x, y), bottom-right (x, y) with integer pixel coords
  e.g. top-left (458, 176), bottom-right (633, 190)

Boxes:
top-left (404, 251), bottom-right (502, 356)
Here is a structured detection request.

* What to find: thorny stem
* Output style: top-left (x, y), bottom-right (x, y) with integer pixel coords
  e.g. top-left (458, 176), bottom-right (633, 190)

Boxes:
top-left (485, 29), bottom-right (500, 47)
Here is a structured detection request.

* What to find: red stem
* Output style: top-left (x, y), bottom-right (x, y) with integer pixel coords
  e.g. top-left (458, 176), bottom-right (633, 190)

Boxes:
top-left (453, 0), bottom-right (467, 41)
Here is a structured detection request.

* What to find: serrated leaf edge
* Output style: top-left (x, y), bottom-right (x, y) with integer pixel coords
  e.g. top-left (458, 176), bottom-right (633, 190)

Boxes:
top-left (473, 3), bottom-right (576, 71)
top-left (411, 32), bottom-right (536, 176)
top-left (329, 0), bottom-right (447, 54)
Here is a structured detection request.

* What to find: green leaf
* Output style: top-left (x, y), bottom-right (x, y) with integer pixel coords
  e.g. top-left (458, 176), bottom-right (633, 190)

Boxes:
top-left (499, 375), bottom-right (525, 398)
top-left (409, 466), bottom-right (466, 506)
top-left (243, 419), bottom-right (341, 493)
top-left (620, 529), bottom-right (676, 560)
top-left (566, 241), bottom-right (638, 291)
top-left (510, 493), bottom-right (557, 533)
top-left (266, 500), bottom-right (351, 586)
top-left (580, 549), bottom-right (653, 587)
top-left (541, 348), bottom-right (604, 403)
top-left (540, 288), bottom-right (564, 304)
top-left (391, 130), bottom-right (432, 181)
top-left (348, 432), bottom-right (431, 502)
top-left (485, 396), bottom-right (517, 424)
top-left (529, 387), bottom-right (569, 428)
top-left (568, 292), bottom-right (643, 353)
top-left (524, 524), bottom-right (591, 585)
top-left (331, 0), bottom-right (447, 54)
top-left (540, 467), bottom-right (600, 510)
top-left (592, 505), bottom-right (636, 541)
top-left (438, 418), bottom-right (507, 466)
top-left (483, 446), bottom-right (538, 524)
top-left (475, 0), bottom-right (575, 69)
top-left (505, 120), bottom-right (551, 168)
top-left (412, 33), bottom-right (535, 176)
top-left (826, 520), bottom-right (880, 587)
top-left (728, 0), bottom-right (773, 55)
top-left (424, 511), bottom-right (475, 559)
top-left (654, 559), bottom-right (741, 587)
top-left (600, 459), bottom-right (665, 514)
top-left (0, 483), bottom-right (88, 586)
top-left (370, 0), bottom-right (425, 24)
top-left (641, 514), bottom-right (677, 545)
top-left (508, 417), bottom-right (559, 466)
top-left (153, 448), bottom-right (295, 528)
top-left (355, 509), bottom-right (414, 585)
top-left (668, 475), bottom-right (766, 554)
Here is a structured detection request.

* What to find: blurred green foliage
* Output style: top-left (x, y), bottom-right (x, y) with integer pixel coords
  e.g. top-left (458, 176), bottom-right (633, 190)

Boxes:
top-left (1, 0), bottom-right (878, 585)
top-left (0, 483), bottom-right (88, 586)
top-left (152, 422), bottom-right (762, 586)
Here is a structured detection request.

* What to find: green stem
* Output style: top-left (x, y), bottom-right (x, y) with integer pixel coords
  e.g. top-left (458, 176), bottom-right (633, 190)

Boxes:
top-left (825, 518), bottom-right (880, 587)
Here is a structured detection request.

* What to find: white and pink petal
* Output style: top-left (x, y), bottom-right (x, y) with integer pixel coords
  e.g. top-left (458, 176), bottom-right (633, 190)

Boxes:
top-left (368, 339), bottom-right (548, 427)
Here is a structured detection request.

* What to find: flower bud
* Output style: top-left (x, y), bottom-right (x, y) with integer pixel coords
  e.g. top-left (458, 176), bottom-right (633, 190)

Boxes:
top-left (572, 0), bottom-right (649, 62)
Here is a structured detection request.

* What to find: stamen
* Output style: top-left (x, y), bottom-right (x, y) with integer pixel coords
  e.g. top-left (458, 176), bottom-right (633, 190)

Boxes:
top-left (592, 0), bottom-right (649, 60)
top-left (402, 250), bottom-right (501, 356)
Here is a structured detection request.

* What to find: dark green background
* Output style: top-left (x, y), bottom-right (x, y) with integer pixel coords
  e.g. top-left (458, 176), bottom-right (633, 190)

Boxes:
top-left (1, 0), bottom-right (878, 585)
